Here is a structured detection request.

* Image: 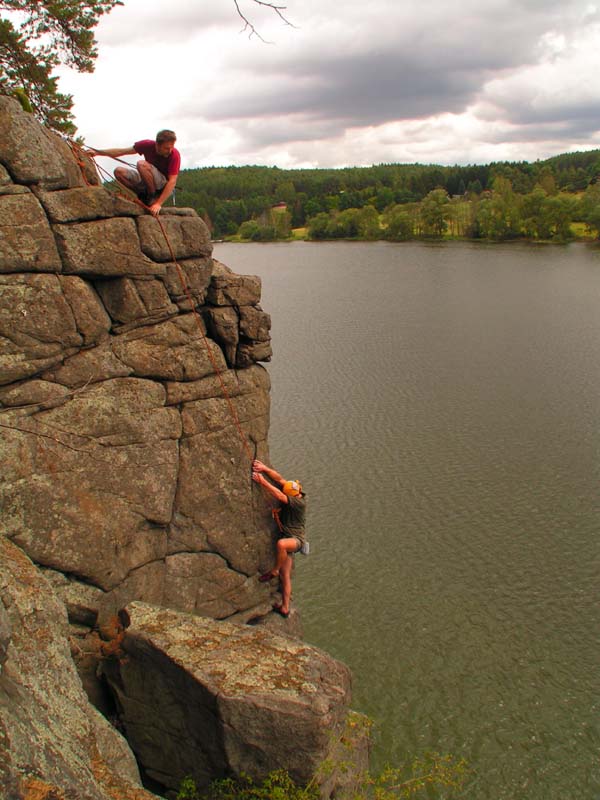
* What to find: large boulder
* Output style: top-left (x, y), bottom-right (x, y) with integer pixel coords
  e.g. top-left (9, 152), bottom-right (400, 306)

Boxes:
top-left (0, 273), bottom-right (110, 385)
top-left (103, 602), bottom-right (367, 794)
top-left (111, 314), bottom-right (227, 381)
top-left (0, 95), bottom-right (86, 189)
top-left (137, 214), bottom-right (212, 261)
top-left (0, 537), bottom-right (159, 800)
top-left (0, 190), bottom-right (63, 273)
top-left (95, 276), bottom-right (179, 330)
top-left (54, 218), bottom-right (165, 277)
top-left (37, 185), bottom-right (143, 223)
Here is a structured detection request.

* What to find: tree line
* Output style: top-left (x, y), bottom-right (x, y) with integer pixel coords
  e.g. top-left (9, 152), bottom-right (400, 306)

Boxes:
top-left (175, 153), bottom-right (600, 240)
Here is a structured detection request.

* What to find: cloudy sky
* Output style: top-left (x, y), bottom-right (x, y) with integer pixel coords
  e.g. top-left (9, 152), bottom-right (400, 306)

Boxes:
top-left (55, 0), bottom-right (600, 169)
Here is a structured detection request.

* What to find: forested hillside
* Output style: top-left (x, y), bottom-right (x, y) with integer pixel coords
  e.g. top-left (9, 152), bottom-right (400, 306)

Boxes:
top-left (175, 150), bottom-right (600, 241)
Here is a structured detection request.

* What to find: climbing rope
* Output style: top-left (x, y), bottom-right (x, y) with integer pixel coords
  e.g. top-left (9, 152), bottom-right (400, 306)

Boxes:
top-left (66, 140), bottom-right (255, 466)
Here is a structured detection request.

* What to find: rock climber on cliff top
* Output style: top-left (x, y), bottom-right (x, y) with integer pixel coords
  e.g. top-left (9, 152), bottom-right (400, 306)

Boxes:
top-left (87, 130), bottom-right (180, 217)
top-left (252, 459), bottom-right (306, 618)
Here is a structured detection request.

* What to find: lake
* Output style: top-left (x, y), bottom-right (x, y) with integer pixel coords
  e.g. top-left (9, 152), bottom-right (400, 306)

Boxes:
top-left (215, 240), bottom-right (600, 800)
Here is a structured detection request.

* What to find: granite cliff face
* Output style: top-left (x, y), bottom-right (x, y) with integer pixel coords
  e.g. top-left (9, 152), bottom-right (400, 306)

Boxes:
top-left (0, 96), bottom-right (274, 623)
top-left (0, 96), bottom-right (368, 799)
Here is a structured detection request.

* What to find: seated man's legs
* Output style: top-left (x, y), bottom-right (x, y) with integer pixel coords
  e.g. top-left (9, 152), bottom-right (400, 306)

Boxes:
top-left (137, 160), bottom-right (167, 200)
top-left (114, 164), bottom-right (143, 194)
top-left (114, 162), bottom-right (166, 201)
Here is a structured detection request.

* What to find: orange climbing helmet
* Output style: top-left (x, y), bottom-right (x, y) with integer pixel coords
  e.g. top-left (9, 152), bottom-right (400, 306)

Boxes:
top-left (283, 480), bottom-right (302, 497)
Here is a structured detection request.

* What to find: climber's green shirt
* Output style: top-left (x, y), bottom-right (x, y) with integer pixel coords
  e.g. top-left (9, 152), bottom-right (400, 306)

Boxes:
top-left (279, 495), bottom-right (306, 543)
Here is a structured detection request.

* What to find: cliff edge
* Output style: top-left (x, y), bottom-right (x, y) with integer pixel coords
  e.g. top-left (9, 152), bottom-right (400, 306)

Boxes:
top-left (0, 96), bottom-right (368, 799)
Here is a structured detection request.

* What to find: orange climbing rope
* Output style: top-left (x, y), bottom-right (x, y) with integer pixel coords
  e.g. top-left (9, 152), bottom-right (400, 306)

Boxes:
top-left (67, 140), bottom-right (255, 466)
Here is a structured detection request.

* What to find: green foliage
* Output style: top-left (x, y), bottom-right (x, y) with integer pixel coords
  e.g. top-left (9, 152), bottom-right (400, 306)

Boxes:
top-left (357, 205), bottom-right (380, 239)
top-left (176, 710), bottom-right (466, 800)
top-left (419, 188), bottom-right (449, 237)
top-left (383, 205), bottom-right (414, 241)
top-left (176, 770), bottom-right (319, 800)
top-left (175, 152), bottom-right (600, 241)
top-left (175, 753), bottom-right (468, 800)
top-left (362, 753), bottom-right (469, 799)
top-left (0, 0), bottom-right (121, 132)
top-left (305, 211), bottom-right (330, 240)
top-left (238, 220), bottom-right (277, 241)
top-left (579, 183), bottom-right (600, 238)
top-left (518, 187), bottom-right (574, 240)
top-left (237, 207), bottom-right (292, 241)
top-left (474, 177), bottom-right (521, 240)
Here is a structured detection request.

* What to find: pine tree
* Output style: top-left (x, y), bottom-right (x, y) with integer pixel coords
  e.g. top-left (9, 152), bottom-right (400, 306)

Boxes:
top-left (0, 1), bottom-right (121, 132)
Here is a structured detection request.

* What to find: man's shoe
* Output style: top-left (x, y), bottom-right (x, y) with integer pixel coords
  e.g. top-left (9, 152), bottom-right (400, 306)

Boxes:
top-left (137, 189), bottom-right (155, 206)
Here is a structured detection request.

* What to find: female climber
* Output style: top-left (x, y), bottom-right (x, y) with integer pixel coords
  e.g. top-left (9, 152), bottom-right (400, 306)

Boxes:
top-left (252, 459), bottom-right (306, 618)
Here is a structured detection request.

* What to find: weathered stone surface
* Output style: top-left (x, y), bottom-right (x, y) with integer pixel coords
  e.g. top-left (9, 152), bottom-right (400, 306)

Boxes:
top-left (89, 704), bottom-right (145, 789)
top-left (162, 256), bottom-right (212, 306)
top-left (239, 305), bottom-right (271, 342)
top-left (96, 276), bottom-right (178, 328)
top-left (137, 214), bottom-right (212, 261)
top-left (165, 363), bottom-right (270, 405)
top-left (207, 273), bottom-right (262, 307)
top-left (0, 378), bottom-right (180, 590)
top-left (0, 96), bottom-right (85, 190)
top-left (163, 552), bottom-right (266, 619)
top-left (0, 603), bottom-right (11, 668)
top-left (237, 339), bottom-right (273, 366)
top-left (37, 185), bottom-right (143, 223)
top-left (42, 568), bottom-right (105, 626)
top-left (248, 605), bottom-right (304, 639)
top-left (69, 626), bottom-right (110, 713)
top-left (0, 378), bottom-right (70, 409)
top-left (160, 207), bottom-right (197, 217)
top-left (98, 561), bottom-right (166, 621)
top-left (212, 258), bottom-right (233, 277)
top-left (0, 183), bottom-right (29, 197)
top-left (0, 190), bottom-right (62, 273)
top-left (0, 274), bottom-right (90, 385)
top-left (204, 305), bottom-right (239, 365)
top-left (0, 537), bottom-right (159, 800)
top-left (60, 275), bottom-right (112, 345)
top-left (42, 340), bottom-right (133, 388)
top-left (172, 375), bottom-right (272, 578)
top-left (103, 602), bottom-right (355, 793)
top-left (54, 218), bottom-right (164, 277)
top-left (113, 313), bottom-right (227, 381)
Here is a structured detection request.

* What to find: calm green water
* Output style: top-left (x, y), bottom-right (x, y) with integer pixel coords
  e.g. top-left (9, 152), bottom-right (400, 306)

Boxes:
top-left (216, 241), bottom-right (600, 800)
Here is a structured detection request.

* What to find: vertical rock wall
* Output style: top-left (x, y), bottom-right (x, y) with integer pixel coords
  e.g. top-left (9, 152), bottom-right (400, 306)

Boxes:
top-left (0, 95), bottom-right (275, 627)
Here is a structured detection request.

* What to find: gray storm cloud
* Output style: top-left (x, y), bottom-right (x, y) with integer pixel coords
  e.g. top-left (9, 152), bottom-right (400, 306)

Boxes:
top-left (67, 0), bottom-right (600, 166)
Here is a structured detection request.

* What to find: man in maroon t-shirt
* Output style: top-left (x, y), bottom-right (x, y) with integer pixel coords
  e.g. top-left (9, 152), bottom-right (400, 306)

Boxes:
top-left (89, 130), bottom-right (181, 217)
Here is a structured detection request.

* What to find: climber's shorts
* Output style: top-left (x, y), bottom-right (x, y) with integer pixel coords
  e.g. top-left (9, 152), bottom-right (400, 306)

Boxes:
top-left (278, 534), bottom-right (302, 553)
top-left (122, 162), bottom-right (167, 191)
